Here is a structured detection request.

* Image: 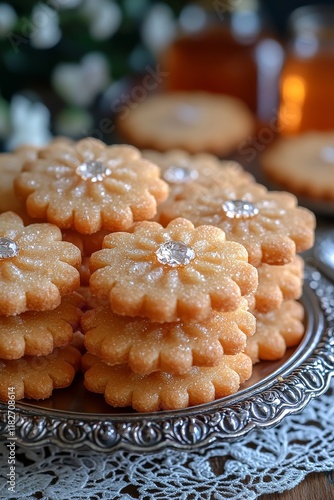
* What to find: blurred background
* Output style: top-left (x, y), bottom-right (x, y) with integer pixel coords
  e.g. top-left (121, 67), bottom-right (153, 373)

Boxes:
top-left (0, 0), bottom-right (334, 149)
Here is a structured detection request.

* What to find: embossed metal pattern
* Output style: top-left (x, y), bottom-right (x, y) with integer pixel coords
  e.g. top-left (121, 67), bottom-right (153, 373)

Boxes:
top-left (0, 267), bottom-right (333, 452)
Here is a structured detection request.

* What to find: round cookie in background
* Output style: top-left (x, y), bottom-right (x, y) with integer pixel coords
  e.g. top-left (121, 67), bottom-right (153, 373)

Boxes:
top-left (261, 131), bottom-right (334, 202)
top-left (116, 92), bottom-right (255, 156)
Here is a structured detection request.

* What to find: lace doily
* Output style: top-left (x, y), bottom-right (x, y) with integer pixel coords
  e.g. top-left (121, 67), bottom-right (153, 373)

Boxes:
top-left (0, 378), bottom-right (333, 500)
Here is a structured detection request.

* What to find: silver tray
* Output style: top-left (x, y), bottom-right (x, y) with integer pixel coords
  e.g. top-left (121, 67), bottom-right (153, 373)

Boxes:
top-left (0, 266), bottom-right (334, 453)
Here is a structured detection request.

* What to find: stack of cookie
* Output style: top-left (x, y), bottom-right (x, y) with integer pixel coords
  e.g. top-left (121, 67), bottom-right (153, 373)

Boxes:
top-left (81, 218), bottom-right (258, 412)
top-left (0, 138), bottom-right (169, 402)
top-left (0, 138), bottom-right (316, 411)
top-left (144, 150), bottom-right (316, 366)
top-left (0, 211), bottom-right (83, 401)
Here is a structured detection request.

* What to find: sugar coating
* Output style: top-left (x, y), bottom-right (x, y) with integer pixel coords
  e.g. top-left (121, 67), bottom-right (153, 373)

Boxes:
top-left (89, 218), bottom-right (258, 323)
top-left (0, 151), bottom-right (37, 222)
top-left (14, 138), bottom-right (169, 234)
top-left (251, 256), bottom-right (304, 313)
top-left (159, 183), bottom-right (315, 267)
top-left (0, 212), bottom-right (81, 316)
top-left (143, 150), bottom-right (254, 194)
top-left (117, 92), bottom-right (255, 156)
top-left (81, 298), bottom-right (255, 375)
top-left (245, 300), bottom-right (305, 363)
top-left (0, 346), bottom-right (81, 400)
top-left (82, 352), bottom-right (253, 412)
top-left (262, 132), bottom-right (334, 200)
top-left (0, 293), bottom-right (83, 359)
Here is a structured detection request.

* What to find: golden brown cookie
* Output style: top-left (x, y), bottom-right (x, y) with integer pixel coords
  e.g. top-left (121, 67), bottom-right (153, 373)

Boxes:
top-left (0, 152), bottom-right (36, 221)
top-left (81, 298), bottom-right (255, 375)
top-left (262, 132), bottom-right (334, 201)
top-left (82, 351), bottom-right (252, 412)
top-left (0, 212), bottom-right (81, 316)
top-left (0, 139), bottom-right (75, 221)
top-left (0, 346), bottom-right (81, 400)
top-left (14, 138), bottom-right (169, 234)
top-left (245, 300), bottom-right (305, 363)
top-left (143, 150), bottom-right (254, 193)
top-left (159, 183), bottom-right (315, 267)
top-left (253, 256), bottom-right (304, 313)
top-left (0, 293), bottom-right (83, 360)
top-left (89, 218), bottom-right (258, 323)
top-left (117, 92), bottom-right (255, 156)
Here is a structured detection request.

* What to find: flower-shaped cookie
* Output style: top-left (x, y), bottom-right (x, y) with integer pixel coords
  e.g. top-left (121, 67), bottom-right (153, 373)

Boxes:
top-left (253, 256), bottom-right (304, 312)
top-left (81, 299), bottom-right (255, 375)
top-left (159, 183), bottom-right (315, 267)
top-left (15, 138), bottom-right (169, 234)
top-left (245, 301), bottom-right (305, 363)
top-left (0, 152), bottom-right (35, 222)
top-left (0, 346), bottom-right (81, 401)
top-left (89, 218), bottom-right (258, 322)
top-left (117, 92), bottom-right (255, 156)
top-left (82, 352), bottom-right (252, 412)
top-left (0, 293), bottom-right (83, 360)
top-left (143, 149), bottom-right (254, 194)
top-left (0, 212), bottom-right (81, 316)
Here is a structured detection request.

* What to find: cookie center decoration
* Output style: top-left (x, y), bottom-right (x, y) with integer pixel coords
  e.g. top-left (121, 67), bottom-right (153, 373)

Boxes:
top-left (222, 200), bottom-right (259, 219)
top-left (0, 237), bottom-right (19, 259)
top-left (175, 104), bottom-right (200, 124)
top-left (155, 240), bottom-right (195, 267)
top-left (163, 165), bottom-right (199, 184)
top-left (76, 160), bottom-right (112, 182)
top-left (320, 146), bottom-right (334, 163)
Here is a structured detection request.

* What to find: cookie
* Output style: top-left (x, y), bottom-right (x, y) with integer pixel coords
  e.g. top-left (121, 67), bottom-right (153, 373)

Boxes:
top-left (82, 352), bottom-right (252, 412)
top-left (0, 152), bottom-right (36, 221)
top-left (143, 150), bottom-right (254, 194)
top-left (0, 345), bottom-right (81, 401)
top-left (14, 138), bottom-right (169, 234)
top-left (253, 256), bottom-right (304, 313)
top-left (0, 293), bottom-right (83, 360)
top-left (81, 299), bottom-right (255, 375)
top-left (0, 139), bottom-right (75, 221)
top-left (245, 301), bottom-right (305, 363)
top-left (89, 218), bottom-right (258, 323)
top-left (262, 132), bottom-right (334, 201)
top-left (0, 211), bottom-right (81, 316)
top-left (158, 183), bottom-right (315, 267)
top-left (117, 92), bottom-right (255, 156)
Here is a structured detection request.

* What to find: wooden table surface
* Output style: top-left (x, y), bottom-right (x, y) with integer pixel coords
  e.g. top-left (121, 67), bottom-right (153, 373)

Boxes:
top-left (258, 471), bottom-right (334, 499)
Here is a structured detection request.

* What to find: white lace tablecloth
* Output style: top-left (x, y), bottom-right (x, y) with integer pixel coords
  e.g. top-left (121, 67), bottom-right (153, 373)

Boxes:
top-left (0, 378), bottom-right (333, 500)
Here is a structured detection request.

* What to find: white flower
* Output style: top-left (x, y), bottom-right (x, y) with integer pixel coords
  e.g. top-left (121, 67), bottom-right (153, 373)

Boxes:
top-left (0, 3), bottom-right (17, 38)
top-left (30, 4), bottom-right (62, 49)
top-left (52, 52), bottom-right (110, 106)
top-left (82, 0), bottom-right (122, 40)
top-left (7, 95), bottom-right (52, 150)
top-left (141, 3), bottom-right (176, 54)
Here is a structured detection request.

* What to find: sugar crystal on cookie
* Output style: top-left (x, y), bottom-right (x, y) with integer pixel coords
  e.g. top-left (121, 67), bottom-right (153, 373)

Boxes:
top-left (163, 165), bottom-right (198, 184)
top-left (0, 238), bottom-right (19, 259)
top-left (76, 160), bottom-right (112, 182)
top-left (222, 200), bottom-right (259, 219)
top-left (155, 240), bottom-right (195, 267)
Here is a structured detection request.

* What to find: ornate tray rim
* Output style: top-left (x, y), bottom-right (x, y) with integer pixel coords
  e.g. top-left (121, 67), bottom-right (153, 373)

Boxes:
top-left (1, 266), bottom-right (334, 452)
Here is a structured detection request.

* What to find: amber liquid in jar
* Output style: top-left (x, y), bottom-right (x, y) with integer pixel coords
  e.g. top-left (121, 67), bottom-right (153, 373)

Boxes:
top-left (279, 6), bottom-right (334, 135)
top-left (163, 25), bottom-right (259, 112)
